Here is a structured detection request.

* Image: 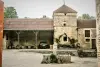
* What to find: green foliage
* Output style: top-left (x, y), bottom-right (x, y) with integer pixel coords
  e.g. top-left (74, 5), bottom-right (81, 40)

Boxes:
top-left (69, 38), bottom-right (75, 44)
top-left (68, 38), bottom-right (78, 48)
top-left (55, 38), bottom-right (60, 44)
top-left (78, 14), bottom-right (95, 20)
top-left (50, 54), bottom-right (58, 63)
top-left (77, 49), bottom-right (84, 57)
top-left (4, 7), bottom-right (18, 18)
top-left (55, 33), bottom-right (67, 44)
top-left (69, 38), bottom-right (77, 44)
top-left (77, 49), bottom-right (97, 57)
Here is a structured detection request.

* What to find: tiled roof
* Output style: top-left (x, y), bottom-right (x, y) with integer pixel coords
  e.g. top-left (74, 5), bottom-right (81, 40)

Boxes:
top-left (77, 19), bottom-right (96, 28)
top-left (4, 18), bottom-right (54, 30)
top-left (4, 18), bottom-right (96, 30)
top-left (53, 5), bottom-right (77, 13)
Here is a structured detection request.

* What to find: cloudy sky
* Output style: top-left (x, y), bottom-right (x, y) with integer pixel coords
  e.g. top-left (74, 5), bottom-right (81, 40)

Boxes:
top-left (3, 0), bottom-right (96, 18)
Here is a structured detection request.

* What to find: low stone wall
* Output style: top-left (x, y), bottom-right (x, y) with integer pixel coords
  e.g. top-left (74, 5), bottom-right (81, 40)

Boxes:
top-left (57, 51), bottom-right (77, 56)
top-left (41, 54), bottom-right (71, 64)
top-left (57, 55), bottom-right (71, 64)
top-left (77, 49), bottom-right (97, 57)
top-left (19, 50), bottom-right (77, 56)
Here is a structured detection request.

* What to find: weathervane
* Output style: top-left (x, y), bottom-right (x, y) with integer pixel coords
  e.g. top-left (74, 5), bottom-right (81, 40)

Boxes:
top-left (63, 0), bottom-right (65, 5)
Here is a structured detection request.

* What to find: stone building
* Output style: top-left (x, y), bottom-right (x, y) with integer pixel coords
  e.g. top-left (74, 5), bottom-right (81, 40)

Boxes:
top-left (53, 5), bottom-right (77, 45)
top-left (77, 20), bottom-right (96, 49)
top-left (3, 4), bottom-right (96, 49)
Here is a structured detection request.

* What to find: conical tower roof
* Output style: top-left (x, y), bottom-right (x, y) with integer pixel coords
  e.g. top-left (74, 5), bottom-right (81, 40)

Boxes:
top-left (53, 4), bottom-right (77, 13)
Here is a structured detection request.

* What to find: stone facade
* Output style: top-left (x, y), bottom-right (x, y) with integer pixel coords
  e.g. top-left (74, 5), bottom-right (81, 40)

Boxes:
top-left (53, 13), bottom-right (77, 45)
top-left (78, 28), bottom-right (96, 49)
top-left (96, 0), bottom-right (100, 54)
top-left (96, 0), bottom-right (100, 66)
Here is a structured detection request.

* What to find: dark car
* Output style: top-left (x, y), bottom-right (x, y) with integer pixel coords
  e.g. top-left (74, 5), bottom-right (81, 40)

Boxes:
top-left (38, 41), bottom-right (50, 49)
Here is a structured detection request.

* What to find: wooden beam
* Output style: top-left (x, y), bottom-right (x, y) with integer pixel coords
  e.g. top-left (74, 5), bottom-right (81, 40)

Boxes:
top-left (34, 31), bottom-right (39, 49)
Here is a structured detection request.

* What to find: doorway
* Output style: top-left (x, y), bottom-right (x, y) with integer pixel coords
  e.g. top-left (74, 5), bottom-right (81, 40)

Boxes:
top-left (92, 39), bottom-right (96, 49)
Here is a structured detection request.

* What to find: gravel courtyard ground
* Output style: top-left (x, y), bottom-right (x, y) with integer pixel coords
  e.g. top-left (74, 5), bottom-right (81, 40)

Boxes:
top-left (2, 50), bottom-right (97, 67)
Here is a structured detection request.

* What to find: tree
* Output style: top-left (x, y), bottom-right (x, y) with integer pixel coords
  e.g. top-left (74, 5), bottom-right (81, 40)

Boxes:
top-left (4, 7), bottom-right (18, 18)
top-left (78, 14), bottom-right (95, 20)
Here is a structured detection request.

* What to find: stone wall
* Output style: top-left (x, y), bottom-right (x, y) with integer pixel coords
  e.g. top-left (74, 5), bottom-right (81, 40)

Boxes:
top-left (54, 13), bottom-right (77, 27)
top-left (96, 0), bottom-right (100, 66)
top-left (96, 0), bottom-right (100, 55)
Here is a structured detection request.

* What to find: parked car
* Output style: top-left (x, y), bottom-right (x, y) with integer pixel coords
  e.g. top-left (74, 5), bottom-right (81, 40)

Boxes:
top-left (38, 41), bottom-right (50, 49)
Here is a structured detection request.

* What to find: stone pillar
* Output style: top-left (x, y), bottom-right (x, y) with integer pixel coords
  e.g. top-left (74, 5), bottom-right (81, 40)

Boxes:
top-left (53, 41), bottom-right (57, 55)
top-left (34, 31), bottom-right (39, 49)
top-left (16, 31), bottom-right (21, 45)
top-left (96, 0), bottom-right (100, 67)
top-left (3, 35), bottom-right (7, 49)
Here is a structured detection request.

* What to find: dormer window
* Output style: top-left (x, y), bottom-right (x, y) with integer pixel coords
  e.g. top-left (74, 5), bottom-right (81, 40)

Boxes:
top-left (63, 23), bottom-right (66, 26)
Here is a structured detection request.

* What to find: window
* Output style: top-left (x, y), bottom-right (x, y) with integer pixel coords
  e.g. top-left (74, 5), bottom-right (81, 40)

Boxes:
top-left (86, 39), bottom-right (90, 42)
top-left (85, 30), bottom-right (90, 37)
top-left (63, 23), bottom-right (66, 26)
top-left (63, 36), bottom-right (67, 41)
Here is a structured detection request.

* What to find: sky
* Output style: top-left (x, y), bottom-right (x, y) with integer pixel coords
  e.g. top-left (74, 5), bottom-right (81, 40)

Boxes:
top-left (3, 0), bottom-right (96, 18)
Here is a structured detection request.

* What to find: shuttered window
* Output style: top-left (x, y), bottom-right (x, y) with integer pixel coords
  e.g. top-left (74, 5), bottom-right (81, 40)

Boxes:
top-left (85, 30), bottom-right (90, 37)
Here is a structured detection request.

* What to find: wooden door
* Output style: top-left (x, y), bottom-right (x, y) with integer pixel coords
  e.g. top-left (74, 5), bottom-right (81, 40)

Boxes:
top-left (92, 39), bottom-right (96, 49)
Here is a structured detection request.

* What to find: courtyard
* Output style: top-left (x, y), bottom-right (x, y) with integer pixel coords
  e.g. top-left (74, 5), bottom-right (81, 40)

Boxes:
top-left (2, 49), bottom-right (97, 67)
